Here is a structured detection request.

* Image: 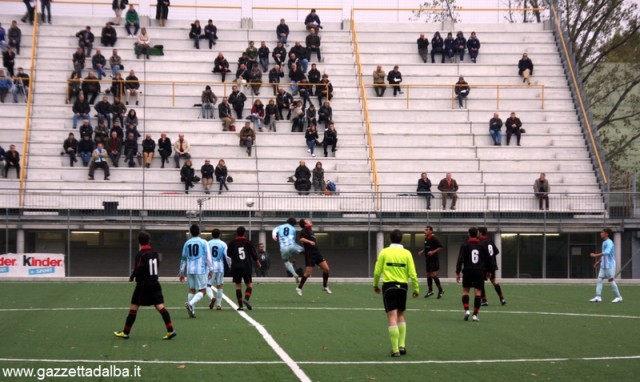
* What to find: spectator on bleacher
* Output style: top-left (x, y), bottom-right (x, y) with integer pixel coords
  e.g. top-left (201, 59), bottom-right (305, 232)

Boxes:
top-left (290, 43), bottom-right (309, 72)
top-left (249, 63), bottom-right (263, 96)
top-left (136, 27), bottom-right (151, 60)
top-left (372, 65), bottom-right (386, 97)
top-left (112, 0), bottom-right (128, 25)
top-left (533, 173), bottom-right (550, 210)
top-left (505, 112), bottom-right (523, 146)
top-left (8, 21), bottom-right (21, 55)
top-left (387, 65), bottom-right (403, 97)
top-left (215, 159), bottom-right (229, 194)
top-left (91, 49), bottom-right (107, 80)
top-left (95, 95), bottom-right (112, 128)
top-left (454, 31), bottom-right (466, 61)
top-left (201, 85), bottom-right (217, 119)
top-left (62, 133), bottom-right (79, 167)
top-left (218, 97), bottom-right (235, 131)
top-left (110, 71), bottom-right (125, 99)
top-left (304, 9), bottom-right (322, 32)
top-left (417, 172), bottom-right (433, 210)
top-left (417, 33), bottom-right (429, 63)
top-left (157, 132), bottom-right (171, 168)
top-left (3, 47), bottom-right (16, 77)
top-left (82, 70), bottom-right (101, 104)
top-left (101, 22), bottom-right (118, 47)
top-left (72, 94), bottom-right (91, 129)
top-left (125, 69), bottom-right (140, 105)
top-left (0, 70), bottom-right (11, 103)
top-left (67, 72), bottom-right (82, 104)
top-left (518, 53), bottom-right (534, 85)
top-left (294, 160), bottom-right (311, 195)
top-left (124, 108), bottom-right (138, 128)
top-left (276, 18), bottom-right (290, 46)
top-left (204, 19), bottom-right (218, 49)
top-left (305, 124), bottom-right (319, 157)
top-left (94, 118), bottom-right (110, 145)
top-left (41, 0), bottom-right (52, 24)
top-left (317, 73), bottom-right (333, 105)
top-left (264, 99), bottom-right (278, 132)
top-left (72, 47), bottom-right (85, 77)
top-left (489, 112), bottom-right (503, 146)
top-left (189, 20), bottom-right (203, 49)
top-left (245, 41), bottom-right (258, 67)
top-left (307, 63), bottom-right (321, 95)
top-left (454, 76), bottom-right (470, 109)
top-left (10, 66), bottom-right (28, 103)
top-left (229, 85), bottom-right (247, 119)
top-left (318, 100), bottom-right (333, 131)
top-left (79, 119), bottom-right (93, 140)
top-left (292, 100), bottom-right (305, 132)
top-left (437, 172), bottom-right (458, 210)
top-left (107, 130), bottom-right (122, 167)
top-left (212, 52), bottom-right (231, 82)
top-left (306, 103), bottom-right (317, 127)
top-left (298, 76), bottom-right (311, 109)
top-left (272, 42), bottom-right (287, 66)
top-left (78, 134), bottom-right (95, 167)
top-left (125, 122), bottom-right (140, 144)
top-left (239, 122), bottom-right (256, 156)
top-left (276, 87), bottom-right (294, 120)
top-left (110, 119), bottom-right (124, 142)
top-left (323, 122), bottom-right (338, 157)
top-left (180, 159), bottom-right (195, 194)
top-left (200, 159), bottom-right (214, 194)
top-left (0, 145), bottom-right (4, 178)
top-left (4, 144), bottom-right (20, 178)
top-left (125, 4), bottom-right (140, 37)
top-left (109, 49), bottom-right (123, 77)
top-left (444, 32), bottom-right (455, 62)
top-left (431, 32), bottom-right (444, 63)
top-left (467, 32), bottom-right (481, 63)
top-left (142, 134), bottom-right (155, 168)
top-left (234, 62), bottom-right (249, 87)
top-left (258, 41), bottom-right (270, 72)
top-left (268, 64), bottom-right (284, 96)
top-left (123, 132), bottom-right (139, 167)
top-left (88, 142), bottom-right (110, 180)
top-left (76, 26), bottom-right (94, 57)
top-left (156, 0), bottom-right (170, 27)
top-left (289, 62), bottom-right (304, 95)
top-left (20, 0), bottom-right (34, 24)
top-left (248, 99), bottom-right (265, 131)
top-left (306, 29), bottom-right (321, 62)
top-left (111, 96), bottom-right (126, 127)
top-left (0, 23), bottom-right (6, 52)
top-left (173, 134), bottom-right (190, 168)
top-left (312, 161), bottom-right (326, 192)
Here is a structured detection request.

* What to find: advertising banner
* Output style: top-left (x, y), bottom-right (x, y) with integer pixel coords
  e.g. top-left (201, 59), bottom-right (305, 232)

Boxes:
top-left (0, 254), bottom-right (66, 278)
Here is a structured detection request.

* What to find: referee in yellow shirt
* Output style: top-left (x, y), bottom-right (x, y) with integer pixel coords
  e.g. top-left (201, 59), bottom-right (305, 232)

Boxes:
top-left (373, 229), bottom-right (420, 357)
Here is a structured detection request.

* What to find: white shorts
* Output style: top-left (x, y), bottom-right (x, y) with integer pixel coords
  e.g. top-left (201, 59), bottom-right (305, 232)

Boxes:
top-left (281, 244), bottom-right (303, 260)
top-left (187, 273), bottom-right (208, 291)
top-left (208, 272), bottom-right (224, 286)
top-left (598, 268), bottom-right (616, 280)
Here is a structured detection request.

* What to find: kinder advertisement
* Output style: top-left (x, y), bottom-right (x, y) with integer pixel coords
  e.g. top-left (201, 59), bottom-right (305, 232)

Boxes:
top-left (0, 254), bottom-right (66, 277)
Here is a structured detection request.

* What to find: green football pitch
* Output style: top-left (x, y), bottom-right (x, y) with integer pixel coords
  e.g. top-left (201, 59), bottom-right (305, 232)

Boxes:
top-left (0, 281), bottom-right (639, 381)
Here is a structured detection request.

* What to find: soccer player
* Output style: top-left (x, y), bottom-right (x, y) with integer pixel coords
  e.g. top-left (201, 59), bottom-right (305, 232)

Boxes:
top-left (478, 226), bottom-right (506, 306)
top-left (373, 229), bottom-right (420, 357)
top-left (178, 224), bottom-right (213, 318)
top-left (227, 226), bottom-right (261, 311)
top-left (296, 218), bottom-right (332, 296)
top-left (207, 228), bottom-right (229, 310)
top-left (114, 231), bottom-right (176, 340)
top-left (589, 228), bottom-right (623, 303)
top-left (456, 227), bottom-right (490, 322)
top-left (272, 217), bottom-right (304, 283)
top-left (417, 225), bottom-right (444, 298)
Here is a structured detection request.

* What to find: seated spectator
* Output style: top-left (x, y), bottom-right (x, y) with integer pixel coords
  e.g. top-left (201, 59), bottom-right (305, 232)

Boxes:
top-left (189, 20), bottom-right (203, 49)
top-left (276, 18), bottom-right (289, 46)
top-left (110, 119), bottom-right (124, 143)
top-left (156, 0), bottom-right (170, 27)
top-left (72, 47), bottom-right (85, 77)
top-left (101, 22), bottom-right (117, 47)
top-left (306, 29), bottom-right (321, 62)
top-left (312, 161), bottom-right (326, 193)
top-left (437, 172), bottom-right (458, 210)
top-left (72, 94), bottom-right (91, 129)
top-left (290, 43), bottom-right (309, 72)
top-left (88, 142), bottom-right (110, 180)
top-left (12, 67), bottom-right (29, 103)
top-left (3, 46), bottom-right (16, 77)
top-left (4, 144), bottom-right (20, 178)
top-left (467, 31), bottom-right (481, 63)
top-left (265, 99), bottom-right (278, 132)
top-left (489, 112), bottom-right (503, 146)
top-left (323, 122), bottom-right (338, 157)
top-left (113, 0), bottom-right (126, 26)
top-left (245, 41), bottom-right (258, 67)
top-left (272, 42), bottom-right (287, 66)
top-left (387, 65), bottom-right (403, 97)
top-left (248, 62), bottom-right (262, 96)
top-left (276, 87), bottom-right (294, 120)
top-left (0, 22), bottom-right (5, 52)
top-left (298, 76), bottom-right (311, 109)
top-left (239, 122), bottom-right (256, 156)
top-left (173, 134), bottom-right (191, 168)
top-left (229, 85), bottom-right (247, 119)
top-left (268, 64), bottom-right (284, 96)
top-left (289, 62), bottom-right (304, 95)
top-left (505, 112), bottom-right (523, 146)
top-left (248, 99), bottom-right (265, 131)
top-left (318, 101), bottom-right (333, 131)
top-left (67, 72), bottom-right (82, 104)
top-left (94, 119), bottom-right (110, 145)
top-left (107, 130), bottom-right (122, 167)
top-left (306, 103), bottom-right (317, 127)
top-left (204, 19), bottom-right (218, 49)
top-left (258, 41), bottom-right (270, 72)
top-left (62, 133), bottom-right (79, 167)
top-left (454, 76), bottom-right (470, 109)
top-left (95, 95), bottom-right (112, 128)
top-left (201, 85), bottom-right (218, 119)
top-left (237, 52), bottom-right (250, 72)
top-left (372, 65), bottom-right (386, 97)
top-left (417, 33), bottom-right (429, 63)
top-left (180, 159), bottom-right (196, 194)
top-left (110, 71), bottom-right (125, 100)
top-left (304, 9), bottom-right (322, 31)
top-left (0, 144), bottom-right (4, 177)
top-left (454, 31), bottom-right (466, 61)
top-left (212, 52), bottom-right (231, 82)
top-left (235, 63), bottom-right (249, 86)
top-left (110, 96), bottom-right (126, 127)
top-left (79, 119), bottom-right (93, 140)
top-left (533, 173), bottom-right (550, 210)
top-left (305, 124), bottom-right (319, 157)
top-left (141, 133), bottom-right (155, 168)
top-left (200, 159), bottom-right (214, 194)
top-left (91, 49), bottom-right (107, 80)
top-left (444, 32), bottom-right (455, 62)
top-left (125, 122), bottom-right (140, 145)
top-left (518, 53), bottom-right (534, 85)
top-left (123, 132), bottom-right (139, 167)
top-left (125, 4), bottom-right (140, 37)
top-left (109, 49), bottom-right (123, 77)
top-left (317, 74), bottom-right (333, 105)
top-left (135, 27), bottom-right (151, 60)
top-left (294, 160), bottom-right (311, 195)
top-left (78, 135), bottom-right (95, 167)
top-left (82, 70), bottom-right (101, 104)
top-left (307, 63), bottom-right (321, 96)
top-left (431, 31), bottom-right (444, 63)
top-left (215, 159), bottom-right (229, 194)
top-left (0, 69), bottom-right (11, 103)
top-left (218, 97), bottom-right (236, 131)
top-left (291, 100), bottom-right (305, 132)
top-left (76, 25), bottom-right (94, 57)
top-left (125, 69), bottom-right (140, 105)
top-left (8, 21), bottom-right (21, 55)
top-left (416, 172), bottom-right (432, 210)
top-left (124, 108), bottom-right (138, 128)
top-left (157, 132), bottom-right (172, 168)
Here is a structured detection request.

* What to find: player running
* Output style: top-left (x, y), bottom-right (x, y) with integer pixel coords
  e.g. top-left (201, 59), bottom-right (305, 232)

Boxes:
top-left (418, 225), bottom-right (444, 298)
top-left (478, 226), bottom-right (506, 306)
top-left (207, 228), bottom-right (229, 310)
top-left (456, 227), bottom-right (491, 322)
top-left (179, 224), bottom-right (213, 318)
top-left (296, 218), bottom-right (332, 296)
top-left (227, 226), bottom-right (261, 311)
top-left (272, 217), bottom-right (304, 283)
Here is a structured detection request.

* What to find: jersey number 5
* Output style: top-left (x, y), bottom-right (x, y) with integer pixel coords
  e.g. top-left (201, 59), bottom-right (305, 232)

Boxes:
top-left (238, 247), bottom-right (246, 260)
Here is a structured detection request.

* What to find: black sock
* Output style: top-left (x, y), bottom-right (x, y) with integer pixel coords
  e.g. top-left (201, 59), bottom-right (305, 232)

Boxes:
top-left (474, 296), bottom-right (481, 315)
top-left (299, 276), bottom-right (308, 289)
top-left (123, 309), bottom-right (137, 334)
top-left (159, 307), bottom-right (173, 332)
top-left (322, 272), bottom-right (329, 288)
top-left (494, 284), bottom-right (503, 299)
top-left (480, 283), bottom-right (487, 301)
top-left (434, 276), bottom-right (442, 291)
top-left (245, 286), bottom-right (252, 300)
top-left (236, 289), bottom-right (243, 306)
top-left (427, 277), bottom-right (433, 291)
top-left (462, 295), bottom-right (469, 310)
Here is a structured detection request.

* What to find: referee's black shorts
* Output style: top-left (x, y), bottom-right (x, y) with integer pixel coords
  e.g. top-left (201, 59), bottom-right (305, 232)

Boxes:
top-left (426, 256), bottom-right (440, 273)
top-left (382, 282), bottom-right (408, 312)
top-left (462, 270), bottom-right (484, 289)
top-left (131, 280), bottom-right (164, 306)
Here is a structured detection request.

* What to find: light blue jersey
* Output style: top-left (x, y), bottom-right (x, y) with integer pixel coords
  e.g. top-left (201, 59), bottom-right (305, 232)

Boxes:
top-left (208, 238), bottom-right (229, 273)
top-left (273, 223), bottom-right (297, 248)
top-left (600, 238), bottom-right (615, 270)
top-left (179, 236), bottom-right (212, 275)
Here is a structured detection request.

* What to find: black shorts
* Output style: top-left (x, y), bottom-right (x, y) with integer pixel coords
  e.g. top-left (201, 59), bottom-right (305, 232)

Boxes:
top-left (486, 270), bottom-right (496, 281)
top-left (462, 270), bottom-right (484, 289)
top-left (232, 267), bottom-right (253, 284)
top-left (130, 281), bottom-right (164, 306)
top-left (304, 252), bottom-right (325, 268)
top-left (382, 282), bottom-right (408, 312)
top-left (426, 256), bottom-right (440, 273)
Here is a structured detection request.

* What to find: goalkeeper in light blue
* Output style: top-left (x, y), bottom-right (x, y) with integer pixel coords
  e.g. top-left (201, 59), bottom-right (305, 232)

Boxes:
top-left (272, 217), bottom-right (304, 282)
top-left (589, 228), bottom-right (623, 303)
